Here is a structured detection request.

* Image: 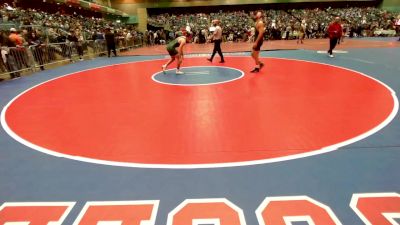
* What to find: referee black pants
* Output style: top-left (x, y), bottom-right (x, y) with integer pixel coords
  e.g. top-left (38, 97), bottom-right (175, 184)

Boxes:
top-left (107, 43), bottom-right (117, 57)
top-left (210, 39), bottom-right (224, 61)
top-left (328, 37), bottom-right (338, 55)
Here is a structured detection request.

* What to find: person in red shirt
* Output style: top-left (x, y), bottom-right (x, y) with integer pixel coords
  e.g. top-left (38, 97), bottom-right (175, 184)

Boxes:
top-left (8, 28), bottom-right (23, 46)
top-left (395, 16), bottom-right (400, 41)
top-left (327, 17), bottom-right (342, 58)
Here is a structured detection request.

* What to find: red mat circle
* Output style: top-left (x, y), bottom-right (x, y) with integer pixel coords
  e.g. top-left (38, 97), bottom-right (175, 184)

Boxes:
top-left (2, 57), bottom-right (397, 168)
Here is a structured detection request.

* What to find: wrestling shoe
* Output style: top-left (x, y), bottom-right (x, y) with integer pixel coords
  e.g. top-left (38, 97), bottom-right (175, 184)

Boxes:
top-left (250, 68), bottom-right (260, 73)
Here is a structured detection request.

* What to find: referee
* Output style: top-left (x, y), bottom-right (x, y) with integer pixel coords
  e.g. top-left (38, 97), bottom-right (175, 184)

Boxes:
top-left (207, 19), bottom-right (225, 63)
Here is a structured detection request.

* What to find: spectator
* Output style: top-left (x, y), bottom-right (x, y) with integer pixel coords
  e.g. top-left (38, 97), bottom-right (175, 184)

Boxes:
top-left (1, 30), bottom-right (20, 79)
top-left (147, 7), bottom-right (399, 42)
top-left (8, 28), bottom-right (23, 46)
top-left (28, 31), bottom-right (45, 70)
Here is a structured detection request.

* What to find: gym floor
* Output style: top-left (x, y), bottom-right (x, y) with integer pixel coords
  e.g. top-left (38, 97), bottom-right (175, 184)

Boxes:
top-left (0, 38), bottom-right (399, 225)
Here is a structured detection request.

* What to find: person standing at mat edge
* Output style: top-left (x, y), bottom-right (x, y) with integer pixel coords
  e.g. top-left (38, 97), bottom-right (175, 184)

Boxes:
top-left (251, 11), bottom-right (265, 73)
top-left (105, 28), bottom-right (117, 57)
top-left (327, 17), bottom-right (343, 58)
top-left (162, 33), bottom-right (186, 75)
top-left (207, 19), bottom-right (225, 63)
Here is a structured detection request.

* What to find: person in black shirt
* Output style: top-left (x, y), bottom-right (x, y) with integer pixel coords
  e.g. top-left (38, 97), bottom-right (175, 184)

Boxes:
top-left (28, 31), bottom-right (45, 70)
top-left (105, 28), bottom-right (117, 57)
top-left (67, 31), bottom-right (81, 60)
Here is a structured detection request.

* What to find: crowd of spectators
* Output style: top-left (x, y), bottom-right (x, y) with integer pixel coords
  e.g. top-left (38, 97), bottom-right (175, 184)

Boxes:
top-left (0, 2), bottom-right (399, 80)
top-left (0, 2), bottom-right (144, 79)
top-left (0, 3), bottom-right (144, 81)
top-left (147, 7), bottom-right (400, 43)
top-left (0, 3), bottom-right (143, 45)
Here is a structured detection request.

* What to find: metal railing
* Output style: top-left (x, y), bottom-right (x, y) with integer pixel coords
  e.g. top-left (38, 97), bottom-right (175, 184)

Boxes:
top-left (0, 23), bottom-right (19, 31)
top-left (1, 46), bottom-right (34, 79)
top-left (0, 39), bottom-right (142, 80)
